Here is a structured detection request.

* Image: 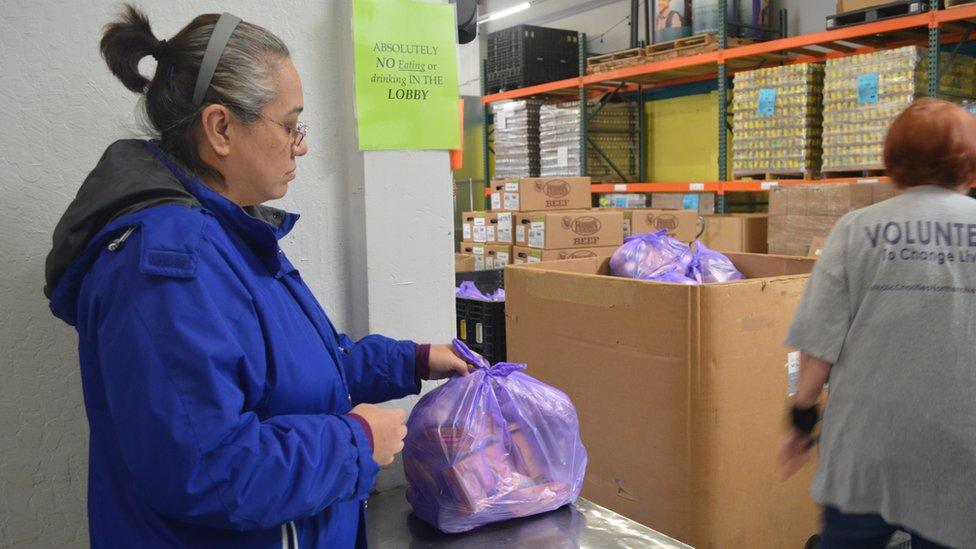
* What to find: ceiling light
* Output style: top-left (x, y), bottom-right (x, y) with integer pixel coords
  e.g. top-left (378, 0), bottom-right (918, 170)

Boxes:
top-left (477, 2), bottom-right (531, 25)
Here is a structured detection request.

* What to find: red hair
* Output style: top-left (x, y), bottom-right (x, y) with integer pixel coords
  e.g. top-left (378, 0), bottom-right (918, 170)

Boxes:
top-left (884, 98), bottom-right (976, 188)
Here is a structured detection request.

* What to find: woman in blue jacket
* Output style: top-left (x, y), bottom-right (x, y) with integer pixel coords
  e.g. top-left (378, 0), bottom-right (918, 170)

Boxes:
top-left (44, 7), bottom-right (472, 548)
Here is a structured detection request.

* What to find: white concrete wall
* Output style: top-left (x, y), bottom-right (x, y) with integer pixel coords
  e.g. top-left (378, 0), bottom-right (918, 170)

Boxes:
top-left (0, 0), bottom-right (455, 545)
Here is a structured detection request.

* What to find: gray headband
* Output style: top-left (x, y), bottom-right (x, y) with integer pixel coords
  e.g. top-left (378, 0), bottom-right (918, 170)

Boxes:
top-left (192, 12), bottom-right (242, 106)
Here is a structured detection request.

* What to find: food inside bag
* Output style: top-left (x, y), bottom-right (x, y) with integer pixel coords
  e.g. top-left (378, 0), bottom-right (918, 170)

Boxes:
top-left (609, 229), bottom-right (697, 283)
top-left (610, 229), bottom-right (744, 284)
top-left (690, 241), bottom-right (744, 284)
top-left (403, 339), bottom-right (587, 533)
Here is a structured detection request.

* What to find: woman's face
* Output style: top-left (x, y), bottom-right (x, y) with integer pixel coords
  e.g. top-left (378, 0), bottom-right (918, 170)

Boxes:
top-left (224, 57), bottom-right (308, 206)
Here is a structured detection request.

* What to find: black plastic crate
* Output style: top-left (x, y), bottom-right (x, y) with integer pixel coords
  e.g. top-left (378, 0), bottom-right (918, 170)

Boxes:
top-left (455, 269), bottom-right (506, 364)
top-left (487, 24), bottom-right (580, 93)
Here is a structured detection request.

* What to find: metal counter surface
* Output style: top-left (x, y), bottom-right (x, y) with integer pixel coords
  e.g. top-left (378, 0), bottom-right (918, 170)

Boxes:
top-left (365, 486), bottom-right (692, 548)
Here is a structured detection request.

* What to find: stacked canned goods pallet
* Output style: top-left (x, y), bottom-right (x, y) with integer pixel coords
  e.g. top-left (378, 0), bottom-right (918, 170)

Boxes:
top-left (538, 101), bottom-right (638, 182)
top-left (732, 62), bottom-right (824, 178)
top-left (822, 46), bottom-right (976, 173)
top-left (493, 100), bottom-right (542, 179)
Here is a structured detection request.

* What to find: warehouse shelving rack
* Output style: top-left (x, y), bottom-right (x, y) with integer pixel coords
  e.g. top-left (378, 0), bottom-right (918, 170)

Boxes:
top-left (480, 1), bottom-right (976, 213)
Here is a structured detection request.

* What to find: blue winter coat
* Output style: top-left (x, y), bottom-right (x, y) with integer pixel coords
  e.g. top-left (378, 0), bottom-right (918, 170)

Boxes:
top-left (45, 140), bottom-right (420, 548)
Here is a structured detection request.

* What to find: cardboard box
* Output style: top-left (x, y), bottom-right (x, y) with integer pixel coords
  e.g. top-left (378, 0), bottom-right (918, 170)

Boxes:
top-left (505, 254), bottom-right (820, 548)
top-left (512, 245), bottom-right (619, 264)
top-left (837, 0), bottom-right (892, 13)
top-left (489, 179), bottom-right (519, 211)
top-left (455, 253), bottom-right (477, 273)
top-left (651, 193), bottom-right (716, 215)
top-left (700, 214), bottom-right (769, 253)
top-left (514, 210), bottom-right (624, 249)
top-left (768, 183), bottom-right (897, 256)
top-left (461, 211), bottom-right (515, 244)
top-left (490, 177), bottom-right (591, 212)
top-left (458, 242), bottom-right (512, 270)
top-left (808, 237), bottom-right (826, 258)
top-left (628, 209), bottom-right (700, 242)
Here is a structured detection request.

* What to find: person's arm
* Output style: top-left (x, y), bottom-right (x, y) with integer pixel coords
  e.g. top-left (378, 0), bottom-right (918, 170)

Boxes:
top-left (779, 217), bottom-right (853, 478)
top-left (337, 333), bottom-right (423, 405)
top-left (337, 336), bottom-right (477, 405)
top-left (779, 352), bottom-right (831, 478)
top-left (88, 236), bottom-right (378, 530)
top-left (794, 352), bottom-right (831, 409)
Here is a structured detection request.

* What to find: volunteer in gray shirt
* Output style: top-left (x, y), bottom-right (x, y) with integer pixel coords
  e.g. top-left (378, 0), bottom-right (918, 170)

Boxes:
top-left (780, 98), bottom-right (976, 549)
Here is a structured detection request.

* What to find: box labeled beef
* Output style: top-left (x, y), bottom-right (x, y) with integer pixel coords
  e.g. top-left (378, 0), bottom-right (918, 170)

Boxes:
top-left (627, 209), bottom-right (700, 242)
top-left (512, 245), bottom-right (619, 264)
top-left (514, 210), bottom-right (623, 249)
top-left (492, 177), bottom-right (591, 212)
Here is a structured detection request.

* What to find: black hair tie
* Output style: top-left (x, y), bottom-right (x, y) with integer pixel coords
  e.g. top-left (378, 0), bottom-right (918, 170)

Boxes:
top-left (151, 39), bottom-right (168, 61)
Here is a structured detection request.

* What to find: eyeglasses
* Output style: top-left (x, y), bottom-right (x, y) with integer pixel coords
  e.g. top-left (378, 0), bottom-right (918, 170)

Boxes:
top-left (258, 113), bottom-right (308, 148)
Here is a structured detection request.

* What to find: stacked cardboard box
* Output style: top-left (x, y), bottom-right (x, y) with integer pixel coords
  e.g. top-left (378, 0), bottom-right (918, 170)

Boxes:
top-left (513, 210), bottom-right (624, 260)
top-left (455, 253), bottom-right (477, 273)
top-left (836, 0), bottom-right (891, 11)
top-left (767, 182), bottom-right (897, 256)
top-left (512, 246), bottom-right (619, 264)
top-left (493, 100), bottom-right (542, 178)
top-left (823, 47), bottom-right (976, 172)
top-left (458, 242), bottom-right (511, 271)
top-left (651, 193), bottom-right (716, 215)
top-left (618, 208), bottom-right (700, 241)
top-left (700, 214), bottom-right (769, 253)
top-left (732, 63), bottom-right (824, 176)
top-left (505, 254), bottom-right (821, 547)
top-left (475, 177), bottom-right (613, 266)
top-left (459, 210), bottom-right (515, 271)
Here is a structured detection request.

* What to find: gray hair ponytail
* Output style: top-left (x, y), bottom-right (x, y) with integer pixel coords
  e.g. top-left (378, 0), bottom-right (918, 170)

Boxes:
top-left (100, 4), bottom-right (290, 181)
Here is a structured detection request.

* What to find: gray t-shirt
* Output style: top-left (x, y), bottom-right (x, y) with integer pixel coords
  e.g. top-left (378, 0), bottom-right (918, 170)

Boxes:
top-left (786, 185), bottom-right (976, 548)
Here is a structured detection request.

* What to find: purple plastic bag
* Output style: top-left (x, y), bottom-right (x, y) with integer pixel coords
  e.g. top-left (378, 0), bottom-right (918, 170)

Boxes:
top-left (690, 242), bottom-right (744, 284)
top-left (456, 281), bottom-right (506, 302)
top-left (403, 340), bottom-right (587, 533)
top-left (609, 230), bottom-right (696, 283)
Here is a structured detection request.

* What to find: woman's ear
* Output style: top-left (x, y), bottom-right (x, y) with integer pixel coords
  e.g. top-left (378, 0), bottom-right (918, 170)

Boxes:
top-left (199, 104), bottom-right (233, 158)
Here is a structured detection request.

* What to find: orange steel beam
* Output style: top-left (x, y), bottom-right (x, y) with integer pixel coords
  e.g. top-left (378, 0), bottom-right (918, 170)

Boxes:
top-left (580, 51), bottom-right (721, 86)
top-left (588, 178), bottom-right (896, 195)
top-left (720, 12), bottom-right (933, 61)
top-left (935, 5), bottom-right (976, 24)
top-left (484, 6), bottom-right (976, 105)
top-left (483, 76), bottom-right (581, 104)
top-left (591, 182), bottom-right (723, 193)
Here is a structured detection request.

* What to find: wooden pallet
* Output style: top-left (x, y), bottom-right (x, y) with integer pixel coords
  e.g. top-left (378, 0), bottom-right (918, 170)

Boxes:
top-left (586, 51), bottom-right (648, 74)
top-left (822, 169), bottom-right (886, 178)
top-left (587, 35), bottom-right (754, 75)
top-left (827, 1), bottom-right (929, 31)
top-left (734, 171), bottom-right (818, 181)
top-left (586, 47), bottom-right (644, 67)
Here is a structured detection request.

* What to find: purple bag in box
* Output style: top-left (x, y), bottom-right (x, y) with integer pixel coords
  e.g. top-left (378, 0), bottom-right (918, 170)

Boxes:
top-left (610, 229), bottom-right (697, 283)
top-left (403, 339), bottom-right (587, 533)
top-left (690, 241), bottom-right (744, 284)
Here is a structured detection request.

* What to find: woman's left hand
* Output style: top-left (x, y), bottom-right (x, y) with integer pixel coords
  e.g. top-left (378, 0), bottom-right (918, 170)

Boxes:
top-left (426, 344), bottom-right (478, 380)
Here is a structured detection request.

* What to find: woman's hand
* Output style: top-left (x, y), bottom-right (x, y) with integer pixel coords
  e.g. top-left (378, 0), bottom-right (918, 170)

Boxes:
top-left (778, 428), bottom-right (815, 479)
top-left (350, 404), bottom-right (407, 466)
top-left (426, 344), bottom-right (477, 380)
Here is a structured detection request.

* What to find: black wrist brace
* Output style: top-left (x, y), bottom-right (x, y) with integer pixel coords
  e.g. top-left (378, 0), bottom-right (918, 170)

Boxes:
top-left (791, 404), bottom-right (819, 435)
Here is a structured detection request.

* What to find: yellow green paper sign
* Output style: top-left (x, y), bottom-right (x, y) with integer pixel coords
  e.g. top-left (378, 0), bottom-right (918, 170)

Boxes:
top-left (352, 0), bottom-right (461, 150)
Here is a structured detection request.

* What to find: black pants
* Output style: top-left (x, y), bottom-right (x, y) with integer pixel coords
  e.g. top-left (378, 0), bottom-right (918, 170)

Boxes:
top-left (821, 506), bottom-right (952, 549)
